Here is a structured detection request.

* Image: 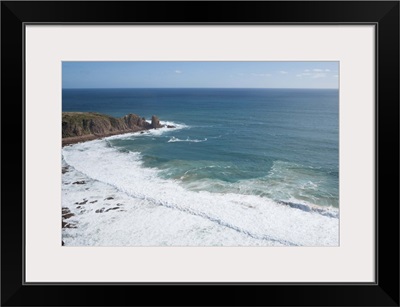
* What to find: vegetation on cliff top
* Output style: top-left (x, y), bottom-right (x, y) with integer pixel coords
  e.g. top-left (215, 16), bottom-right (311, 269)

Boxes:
top-left (62, 112), bottom-right (163, 139)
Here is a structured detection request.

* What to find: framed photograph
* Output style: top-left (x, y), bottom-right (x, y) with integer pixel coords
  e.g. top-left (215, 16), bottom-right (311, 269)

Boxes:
top-left (1, 1), bottom-right (399, 306)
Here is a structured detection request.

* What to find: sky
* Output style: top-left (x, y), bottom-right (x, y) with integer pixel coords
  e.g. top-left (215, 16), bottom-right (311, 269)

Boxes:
top-left (62, 61), bottom-right (339, 89)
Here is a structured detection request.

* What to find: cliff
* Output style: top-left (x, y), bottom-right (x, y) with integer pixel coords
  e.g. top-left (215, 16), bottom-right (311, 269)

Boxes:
top-left (62, 112), bottom-right (166, 146)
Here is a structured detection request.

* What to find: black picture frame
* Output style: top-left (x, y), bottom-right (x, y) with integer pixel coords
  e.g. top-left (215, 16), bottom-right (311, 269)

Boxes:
top-left (1, 1), bottom-right (399, 306)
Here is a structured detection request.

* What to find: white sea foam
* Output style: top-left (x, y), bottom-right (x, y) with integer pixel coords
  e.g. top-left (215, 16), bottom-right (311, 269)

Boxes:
top-left (168, 136), bottom-right (207, 143)
top-left (62, 157), bottom-right (284, 246)
top-left (104, 121), bottom-right (189, 140)
top-left (62, 140), bottom-right (339, 247)
top-left (146, 121), bottom-right (189, 136)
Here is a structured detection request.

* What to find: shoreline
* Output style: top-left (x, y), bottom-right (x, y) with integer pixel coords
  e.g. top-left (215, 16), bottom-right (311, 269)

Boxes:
top-left (62, 128), bottom-right (144, 147)
top-left (61, 157), bottom-right (289, 247)
top-left (62, 125), bottom-right (177, 147)
top-left (62, 141), bottom-right (339, 246)
top-left (61, 155), bottom-right (338, 246)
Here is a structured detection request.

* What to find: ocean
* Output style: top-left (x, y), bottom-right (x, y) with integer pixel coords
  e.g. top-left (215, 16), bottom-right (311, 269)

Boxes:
top-left (62, 88), bottom-right (339, 246)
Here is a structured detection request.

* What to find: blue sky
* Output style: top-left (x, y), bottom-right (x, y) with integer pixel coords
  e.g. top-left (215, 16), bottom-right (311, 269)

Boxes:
top-left (62, 62), bottom-right (339, 89)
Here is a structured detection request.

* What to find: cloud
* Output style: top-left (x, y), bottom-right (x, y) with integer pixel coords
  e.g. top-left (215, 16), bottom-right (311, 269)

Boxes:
top-left (333, 74), bottom-right (339, 78)
top-left (313, 69), bottom-right (324, 72)
top-left (279, 71), bottom-right (288, 74)
top-left (312, 73), bottom-right (327, 78)
top-left (251, 73), bottom-right (272, 77)
top-left (325, 69), bottom-right (331, 72)
top-left (297, 71), bottom-right (327, 78)
top-left (175, 70), bottom-right (183, 74)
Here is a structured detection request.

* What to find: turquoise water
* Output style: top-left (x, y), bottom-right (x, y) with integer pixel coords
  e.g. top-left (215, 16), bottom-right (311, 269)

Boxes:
top-left (63, 88), bottom-right (338, 208)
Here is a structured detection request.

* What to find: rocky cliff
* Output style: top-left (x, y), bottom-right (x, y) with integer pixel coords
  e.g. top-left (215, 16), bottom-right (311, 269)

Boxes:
top-left (62, 112), bottom-right (167, 146)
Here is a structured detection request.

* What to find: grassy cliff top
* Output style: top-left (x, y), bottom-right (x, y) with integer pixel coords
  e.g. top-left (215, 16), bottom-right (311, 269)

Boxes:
top-left (62, 112), bottom-right (115, 121)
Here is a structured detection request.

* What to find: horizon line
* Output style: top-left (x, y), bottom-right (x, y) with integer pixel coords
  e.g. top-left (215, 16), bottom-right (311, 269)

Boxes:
top-left (62, 87), bottom-right (338, 90)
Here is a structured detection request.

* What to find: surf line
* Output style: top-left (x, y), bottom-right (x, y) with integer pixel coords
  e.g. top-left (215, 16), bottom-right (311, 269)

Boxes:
top-left (63, 159), bottom-right (298, 246)
top-left (155, 198), bottom-right (299, 246)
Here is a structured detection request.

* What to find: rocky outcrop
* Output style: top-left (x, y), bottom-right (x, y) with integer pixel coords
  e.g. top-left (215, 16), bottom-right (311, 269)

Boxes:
top-left (151, 115), bottom-right (163, 129)
top-left (62, 112), bottom-right (167, 146)
top-left (122, 114), bottom-right (152, 130)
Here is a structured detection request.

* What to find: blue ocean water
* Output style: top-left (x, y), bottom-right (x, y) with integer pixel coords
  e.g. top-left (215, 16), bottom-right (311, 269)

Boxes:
top-left (63, 88), bottom-right (338, 208)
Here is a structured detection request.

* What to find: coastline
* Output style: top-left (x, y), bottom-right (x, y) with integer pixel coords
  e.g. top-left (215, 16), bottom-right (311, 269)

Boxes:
top-left (62, 128), bottom-right (143, 147)
top-left (62, 112), bottom-right (170, 147)
top-left (61, 155), bottom-right (288, 247)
